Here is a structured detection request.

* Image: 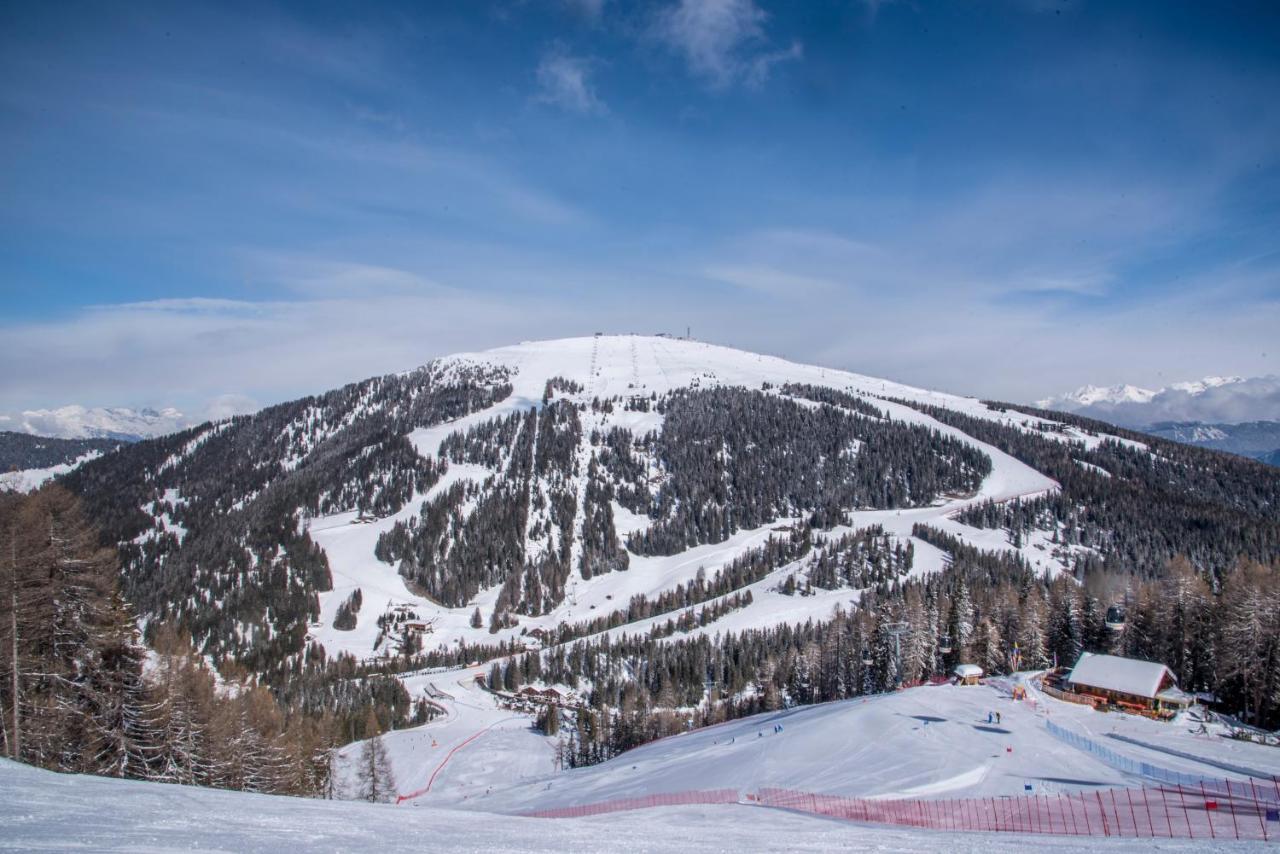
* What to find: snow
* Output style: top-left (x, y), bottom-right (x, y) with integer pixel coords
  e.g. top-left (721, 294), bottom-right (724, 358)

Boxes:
top-left (1038, 376), bottom-right (1248, 412)
top-left (0, 449), bottom-right (102, 492)
top-left (2, 404), bottom-right (190, 440)
top-left (5, 759), bottom-right (1255, 854)
top-left (362, 673), bottom-right (1280, 849)
top-left (1038, 384), bottom-right (1159, 410)
top-left (1169, 376), bottom-right (1246, 395)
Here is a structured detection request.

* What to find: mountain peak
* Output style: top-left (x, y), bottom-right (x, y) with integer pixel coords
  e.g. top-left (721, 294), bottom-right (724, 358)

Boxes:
top-left (2, 404), bottom-right (191, 441)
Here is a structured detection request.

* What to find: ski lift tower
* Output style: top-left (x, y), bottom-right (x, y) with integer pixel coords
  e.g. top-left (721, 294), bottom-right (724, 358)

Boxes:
top-left (885, 621), bottom-right (910, 688)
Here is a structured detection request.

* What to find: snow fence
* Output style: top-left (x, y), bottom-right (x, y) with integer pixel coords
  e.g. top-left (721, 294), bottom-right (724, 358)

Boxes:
top-left (1045, 717), bottom-right (1280, 796)
top-left (755, 780), bottom-right (1280, 841)
top-left (520, 780), bottom-right (1280, 840)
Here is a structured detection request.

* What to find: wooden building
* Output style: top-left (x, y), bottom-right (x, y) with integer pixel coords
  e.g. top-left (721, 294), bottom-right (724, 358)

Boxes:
top-left (1066, 652), bottom-right (1193, 714)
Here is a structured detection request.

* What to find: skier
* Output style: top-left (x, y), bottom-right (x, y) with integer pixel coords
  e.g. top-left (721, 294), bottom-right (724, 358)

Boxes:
top-left (987, 711), bottom-right (993, 724)
top-left (996, 712), bottom-right (1001, 725)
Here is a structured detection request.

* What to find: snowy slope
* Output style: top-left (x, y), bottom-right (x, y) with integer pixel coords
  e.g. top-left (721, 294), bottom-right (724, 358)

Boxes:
top-left (6, 759), bottom-right (1258, 854)
top-left (0, 449), bottom-right (103, 493)
top-left (409, 678), bottom-right (1280, 816)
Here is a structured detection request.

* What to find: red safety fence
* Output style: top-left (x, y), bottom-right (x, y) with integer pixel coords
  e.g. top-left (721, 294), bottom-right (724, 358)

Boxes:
top-left (756, 779), bottom-right (1280, 842)
top-left (523, 789), bottom-right (741, 819)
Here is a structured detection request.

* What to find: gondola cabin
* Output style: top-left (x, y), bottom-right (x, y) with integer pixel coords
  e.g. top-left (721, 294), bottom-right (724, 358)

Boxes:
top-left (1105, 604), bottom-right (1127, 631)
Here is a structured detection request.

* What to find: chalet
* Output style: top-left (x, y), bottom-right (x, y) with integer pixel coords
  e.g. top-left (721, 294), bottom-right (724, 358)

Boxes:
top-left (953, 664), bottom-right (983, 686)
top-left (1067, 652), bottom-right (1194, 714)
top-left (404, 621), bottom-right (430, 634)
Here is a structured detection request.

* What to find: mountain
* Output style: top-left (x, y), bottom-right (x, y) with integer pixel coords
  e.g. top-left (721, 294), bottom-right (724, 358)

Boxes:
top-left (0, 403), bottom-right (190, 441)
top-left (1144, 420), bottom-right (1280, 462)
top-left (1037, 383), bottom-right (1160, 410)
top-left (1036, 374), bottom-right (1279, 428)
top-left (55, 334), bottom-right (1280, 672)
top-left (0, 430), bottom-right (121, 471)
top-left (1037, 375), bottom-right (1280, 465)
top-left (19, 334), bottom-right (1278, 795)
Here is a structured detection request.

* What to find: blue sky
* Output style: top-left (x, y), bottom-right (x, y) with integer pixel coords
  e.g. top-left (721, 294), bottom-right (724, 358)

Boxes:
top-left (2, 0), bottom-right (1278, 417)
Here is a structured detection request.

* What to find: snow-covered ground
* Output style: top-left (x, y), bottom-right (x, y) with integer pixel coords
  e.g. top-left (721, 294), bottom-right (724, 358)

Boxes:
top-left (392, 677), bottom-right (1280, 818)
top-left (5, 679), bottom-right (1275, 854)
top-left (7, 760), bottom-right (1256, 854)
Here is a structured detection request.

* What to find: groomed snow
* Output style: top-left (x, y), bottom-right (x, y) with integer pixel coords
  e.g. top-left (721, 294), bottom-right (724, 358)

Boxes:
top-left (7, 759), bottom-right (1260, 853)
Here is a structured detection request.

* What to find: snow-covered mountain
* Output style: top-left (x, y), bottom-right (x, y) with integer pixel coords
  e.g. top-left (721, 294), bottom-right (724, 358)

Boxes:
top-left (59, 335), bottom-right (1083, 668)
top-left (1035, 375), bottom-right (1254, 414)
top-left (1036, 375), bottom-right (1280, 464)
top-left (0, 403), bottom-right (191, 441)
top-left (1037, 382), bottom-right (1161, 410)
top-left (54, 334), bottom-right (1279, 682)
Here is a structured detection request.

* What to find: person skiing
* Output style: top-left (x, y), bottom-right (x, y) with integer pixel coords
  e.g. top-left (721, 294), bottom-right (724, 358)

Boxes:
top-left (996, 711), bottom-right (1001, 724)
top-left (987, 711), bottom-right (993, 724)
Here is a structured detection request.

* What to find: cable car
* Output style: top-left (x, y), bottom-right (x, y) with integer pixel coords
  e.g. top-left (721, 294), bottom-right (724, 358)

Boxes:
top-left (1105, 604), bottom-right (1127, 632)
top-left (938, 634), bottom-right (953, 654)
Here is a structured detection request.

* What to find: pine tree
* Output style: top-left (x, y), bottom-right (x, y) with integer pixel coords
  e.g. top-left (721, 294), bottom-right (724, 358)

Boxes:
top-left (355, 709), bottom-right (397, 803)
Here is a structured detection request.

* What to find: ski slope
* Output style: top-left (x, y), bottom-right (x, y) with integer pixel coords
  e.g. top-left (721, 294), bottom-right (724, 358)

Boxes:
top-left (4, 753), bottom-right (1270, 853)
top-left (374, 674), bottom-right (1280, 828)
top-left (306, 334), bottom-right (1071, 667)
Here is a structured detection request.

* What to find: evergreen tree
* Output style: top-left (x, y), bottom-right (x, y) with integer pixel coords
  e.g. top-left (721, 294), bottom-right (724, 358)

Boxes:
top-left (355, 709), bottom-right (397, 803)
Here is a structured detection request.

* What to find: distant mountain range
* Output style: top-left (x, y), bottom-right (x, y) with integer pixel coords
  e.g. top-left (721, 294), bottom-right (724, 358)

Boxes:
top-left (0, 404), bottom-right (191, 441)
top-left (1037, 374), bottom-right (1280, 465)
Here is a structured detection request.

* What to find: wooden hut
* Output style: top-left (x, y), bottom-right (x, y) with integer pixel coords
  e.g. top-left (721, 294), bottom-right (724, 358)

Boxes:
top-left (1066, 652), bottom-right (1193, 714)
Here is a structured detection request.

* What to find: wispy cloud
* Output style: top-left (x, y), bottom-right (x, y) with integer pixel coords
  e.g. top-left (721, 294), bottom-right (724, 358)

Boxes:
top-left (653, 0), bottom-right (800, 89)
top-left (560, 0), bottom-right (607, 23)
top-left (703, 264), bottom-right (836, 297)
top-left (535, 47), bottom-right (607, 114)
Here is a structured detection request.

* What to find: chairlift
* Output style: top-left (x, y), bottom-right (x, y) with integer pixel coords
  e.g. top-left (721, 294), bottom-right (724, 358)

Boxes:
top-left (861, 647), bottom-right (874, 666)
top-left (1105, 604), bottom-right (1127, 632)
top-left (938, 634), bottom-right (953, 654)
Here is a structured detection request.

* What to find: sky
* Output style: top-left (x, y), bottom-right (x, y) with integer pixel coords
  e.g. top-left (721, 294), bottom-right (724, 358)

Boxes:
top-left (2, 0), bottom-right (1279, 421)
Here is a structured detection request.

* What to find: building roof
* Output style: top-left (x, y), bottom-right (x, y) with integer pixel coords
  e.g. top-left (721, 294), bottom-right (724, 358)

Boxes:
top-left (1067, 652), bottom-right (1174, 699)
top-left (953, 664), bottom-right (984, 678)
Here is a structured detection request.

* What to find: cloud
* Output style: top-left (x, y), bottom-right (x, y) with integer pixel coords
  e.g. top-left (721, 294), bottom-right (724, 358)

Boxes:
top-left (653, 0), bottom-right (800, 89)
top-left (204, 393), bottom-right (260, 421)
top-left (560, 0), bottom-right (607, 22)
top-left (0, 263), bottom-right (606, 416)
top-left (703, 264), bottom-right (836, 297)
top-left (535, 48), bottom-right (607, 114)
